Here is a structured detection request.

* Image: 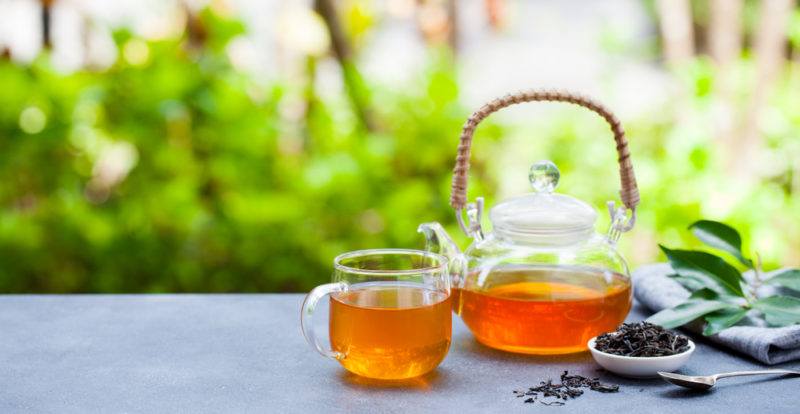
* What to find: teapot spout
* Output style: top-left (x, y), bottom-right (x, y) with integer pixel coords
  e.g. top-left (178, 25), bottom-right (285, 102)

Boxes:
top-left (418, 222), bottom-right (462, 260)
top-left (418, 222), bottom-right (467, 307)
top-left (418, 222), bottom-right (467, 290)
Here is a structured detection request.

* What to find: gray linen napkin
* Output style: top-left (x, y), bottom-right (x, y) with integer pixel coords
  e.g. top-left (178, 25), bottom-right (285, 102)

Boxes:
top-left (633, 263), bottom-right (800, 365)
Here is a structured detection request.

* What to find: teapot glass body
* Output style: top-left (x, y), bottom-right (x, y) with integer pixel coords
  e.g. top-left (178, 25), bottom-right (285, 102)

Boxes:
top-left (420, 221), bottom-right (632, 355)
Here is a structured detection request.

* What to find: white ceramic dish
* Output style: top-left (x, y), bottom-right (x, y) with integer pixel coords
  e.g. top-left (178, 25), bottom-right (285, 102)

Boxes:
top-left (587, 337), bottom-right (695, 378)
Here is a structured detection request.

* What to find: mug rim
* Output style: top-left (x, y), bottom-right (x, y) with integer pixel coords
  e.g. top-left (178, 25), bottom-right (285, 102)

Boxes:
top-left (333, 248), bottom-right (447, 276)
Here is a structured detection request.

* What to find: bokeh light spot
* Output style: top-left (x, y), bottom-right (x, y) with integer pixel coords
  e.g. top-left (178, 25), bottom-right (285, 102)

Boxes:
top-left (19, 106), bottom-right (47, 134)
top-left (123, 39), bottom-right (150, 66)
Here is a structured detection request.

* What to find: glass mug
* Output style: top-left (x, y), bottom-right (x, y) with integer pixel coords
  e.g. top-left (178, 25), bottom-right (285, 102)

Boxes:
top-left (301, 249), bottom-right (452, 380)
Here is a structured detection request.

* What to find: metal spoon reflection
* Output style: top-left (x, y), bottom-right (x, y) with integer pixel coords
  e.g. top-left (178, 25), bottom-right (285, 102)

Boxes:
top-left (658, 369), bottom-right (800, 390)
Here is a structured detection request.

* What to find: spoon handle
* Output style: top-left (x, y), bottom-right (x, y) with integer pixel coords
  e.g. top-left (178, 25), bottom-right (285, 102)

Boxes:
top-left (715, 369), bottom-right (800, 380)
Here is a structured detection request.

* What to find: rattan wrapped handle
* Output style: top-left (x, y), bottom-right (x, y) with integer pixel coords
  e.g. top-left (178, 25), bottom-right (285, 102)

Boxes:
top-left (450, 90), bottom-right (640, 214)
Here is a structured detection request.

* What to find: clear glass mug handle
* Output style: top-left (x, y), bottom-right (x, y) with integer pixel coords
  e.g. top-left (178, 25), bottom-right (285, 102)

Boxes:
top-left (300, 282), bottom-right (347, 360)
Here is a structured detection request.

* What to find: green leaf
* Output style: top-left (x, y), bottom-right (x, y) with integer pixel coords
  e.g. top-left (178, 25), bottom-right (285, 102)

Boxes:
top-left (690, 287), bottom-right (720, 300)
top-left (702, 308), bottom-right (749, 336)
top-left (690, 287), bottom-right (746, 305)
top-left (647, 299), bottom-right (736, 328)
top-left (669, 274), bottom-right (707, 292)
top-left (689, 220), bottom-right (752, 267)
top-left (660, 245), bottom-right (746, 297)
top-left (753, 296), bottom-right (800, 326)
top-left (765, 269), bottom-right (800, 293)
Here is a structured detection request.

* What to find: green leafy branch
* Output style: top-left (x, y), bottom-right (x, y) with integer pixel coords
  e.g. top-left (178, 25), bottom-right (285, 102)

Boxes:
top-left (647, 220), bottom-right (800, 335)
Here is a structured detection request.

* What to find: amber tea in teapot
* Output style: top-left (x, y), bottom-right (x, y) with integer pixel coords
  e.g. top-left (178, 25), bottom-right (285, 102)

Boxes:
top-left (453, 266), bottom-right (631, 354)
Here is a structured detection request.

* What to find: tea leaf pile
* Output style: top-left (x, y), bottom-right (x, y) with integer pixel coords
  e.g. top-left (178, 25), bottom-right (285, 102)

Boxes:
top-left (513, 371), bottom-right (619, 406)
top-left (594, 322), bottom-right (689, 357)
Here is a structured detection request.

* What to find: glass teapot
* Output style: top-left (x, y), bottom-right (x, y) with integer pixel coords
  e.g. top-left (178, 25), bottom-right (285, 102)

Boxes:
top-left (418, 90), bottom-right (640, 355)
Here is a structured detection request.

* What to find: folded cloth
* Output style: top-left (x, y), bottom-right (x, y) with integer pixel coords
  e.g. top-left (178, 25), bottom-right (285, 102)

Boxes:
top-left (633, 263), bottom-right (800, 365)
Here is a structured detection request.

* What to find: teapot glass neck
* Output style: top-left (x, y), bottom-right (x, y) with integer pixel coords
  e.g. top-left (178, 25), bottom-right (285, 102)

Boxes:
top-left (492, 225), bottom-right (595, 247)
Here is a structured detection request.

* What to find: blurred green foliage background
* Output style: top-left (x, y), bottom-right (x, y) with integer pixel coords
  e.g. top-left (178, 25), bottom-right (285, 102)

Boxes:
top-left (1, 2), bottom-right (798, 292)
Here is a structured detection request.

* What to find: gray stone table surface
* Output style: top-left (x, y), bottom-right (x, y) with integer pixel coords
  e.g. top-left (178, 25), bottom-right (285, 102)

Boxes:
top-left (1, 295), bottom-right (798, 413)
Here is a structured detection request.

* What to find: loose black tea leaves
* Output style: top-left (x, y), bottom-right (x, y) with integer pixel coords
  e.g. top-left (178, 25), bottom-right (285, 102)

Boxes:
top-left (560, 371), bottom-right (619, 393)
top-left (594, 321), bottom-right (690, 357)
top-left (513, 371), bottom-right (619, 406)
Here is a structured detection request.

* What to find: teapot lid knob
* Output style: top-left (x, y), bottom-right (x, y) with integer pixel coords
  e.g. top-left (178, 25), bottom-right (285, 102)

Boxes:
top-left (529, 160), bottom-right (560, 194)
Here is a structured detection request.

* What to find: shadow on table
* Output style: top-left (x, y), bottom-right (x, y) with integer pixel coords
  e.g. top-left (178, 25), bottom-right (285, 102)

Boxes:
top-left (338, 369), bottom-right (452, 392)
top-left (456, 333), bottom-right (679, 390)
top-left (454, 334), bottom-right (591, 365)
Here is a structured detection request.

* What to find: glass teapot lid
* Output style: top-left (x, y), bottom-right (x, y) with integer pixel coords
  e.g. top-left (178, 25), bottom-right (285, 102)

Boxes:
top-left (489, 161), bottom-right (597, 245)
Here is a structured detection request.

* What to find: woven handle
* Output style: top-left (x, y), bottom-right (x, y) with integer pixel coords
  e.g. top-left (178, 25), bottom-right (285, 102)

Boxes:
top-left (450, 89), bottom-right (640, 214)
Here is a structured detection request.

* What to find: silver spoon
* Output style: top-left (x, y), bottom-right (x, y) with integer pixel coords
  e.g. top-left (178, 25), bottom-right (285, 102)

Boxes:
top-left (658, 369), bottom-right (800, 390)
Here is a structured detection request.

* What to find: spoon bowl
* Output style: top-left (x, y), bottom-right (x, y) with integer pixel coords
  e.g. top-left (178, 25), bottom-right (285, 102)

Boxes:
top-left (587, 337), bottom-right (695, 378)
top-left (657, 372), bottom-right (716, 390)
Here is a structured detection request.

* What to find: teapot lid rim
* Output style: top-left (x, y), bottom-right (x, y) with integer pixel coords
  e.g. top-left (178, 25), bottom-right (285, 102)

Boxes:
top-left (488, 192), bottom-right (597, 242)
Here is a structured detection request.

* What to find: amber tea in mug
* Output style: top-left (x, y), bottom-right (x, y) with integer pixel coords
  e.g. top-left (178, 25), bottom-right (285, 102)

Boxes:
top-left (330, 285), bottom-right (451, 379)
top-left (301, 249), bottom-right (451, 380)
